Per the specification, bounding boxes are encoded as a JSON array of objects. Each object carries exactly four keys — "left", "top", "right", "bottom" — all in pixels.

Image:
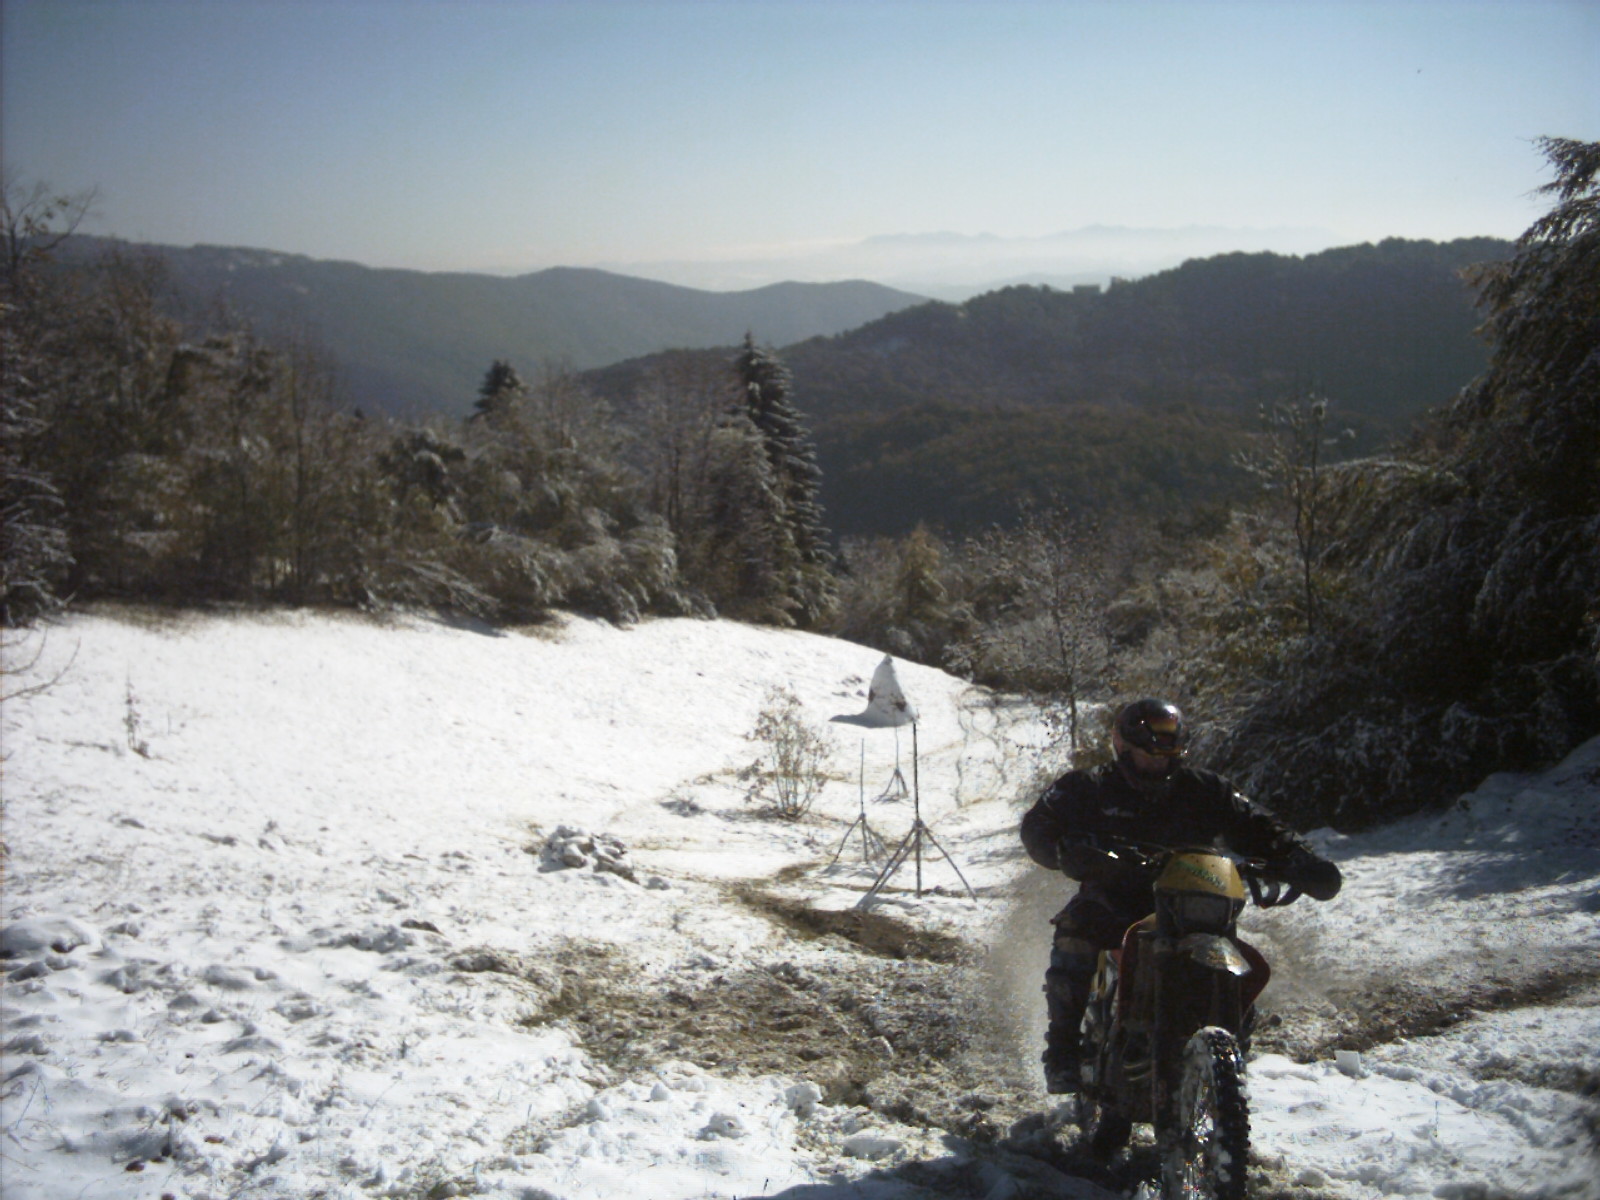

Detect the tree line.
[
  {"left": 781, "top": 235, "right": 1504, "bottom": 433},
  {"left": 581, "top": 235, "right": 1499, "bottom": 538},
  {"left": 1, "top": 181, "right": 832, "bottom": 630}
]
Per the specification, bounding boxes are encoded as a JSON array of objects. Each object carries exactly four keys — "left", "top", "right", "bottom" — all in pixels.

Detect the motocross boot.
[{"left": 1042, "top": 944, "right": 1098, "bottom": 1094}]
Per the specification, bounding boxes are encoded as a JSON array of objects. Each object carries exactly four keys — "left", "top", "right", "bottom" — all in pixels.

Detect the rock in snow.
[{"left": 541, "top": 824, "right": 638, "bottom": 881}]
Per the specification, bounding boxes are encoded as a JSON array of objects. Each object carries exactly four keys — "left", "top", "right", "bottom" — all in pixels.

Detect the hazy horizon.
[
  {"left": 5, "top": 1, "right": 1595, "bottom": 293},
  {"left": 61, "top": 219, "right": 1377, "bottom": 299}
]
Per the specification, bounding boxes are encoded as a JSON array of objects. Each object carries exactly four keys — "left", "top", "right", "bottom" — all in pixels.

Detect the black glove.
[
  {"left": 1273, "top": 849, "right": 1341, "bottom": 901},
  {"left": 1056, "top": 837, "right": 1159, "bottom": 886},
  {"left": 1055, "top": 836, "right": 1111, "bottom": 881}
]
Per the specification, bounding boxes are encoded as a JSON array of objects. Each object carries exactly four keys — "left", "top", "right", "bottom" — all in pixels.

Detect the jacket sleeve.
[
  {"left": 1020, "top": 777, "right": 1071, "bottom": 869},
  {"left": 1218, "top": 781, "right": 1342, "bottom": 901},
  {"left": 1216, "top": 782, "right": 1305, "bottom": 859},
  {"left": 1021, "top": 773, "right": 1155, "bottom": 890}
]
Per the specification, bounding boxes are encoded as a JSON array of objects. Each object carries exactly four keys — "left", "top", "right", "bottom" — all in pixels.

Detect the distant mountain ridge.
[
  {"left": 584, "top": 236, "right": 1512, "bottom": 536},
  {"left": 58, "top": 237, "right": 929, "bottom": 416},
  {"left": 600, "top": 223, "right": 1341, "bottom": 295},
  {"left": 783, "top": 237, "right": 1509, "bottom": 427}
]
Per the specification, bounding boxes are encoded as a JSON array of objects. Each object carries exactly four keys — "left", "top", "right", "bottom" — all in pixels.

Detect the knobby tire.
[{"left": 1163, "top": 1026, "right": 1249, "bottom": 1200}]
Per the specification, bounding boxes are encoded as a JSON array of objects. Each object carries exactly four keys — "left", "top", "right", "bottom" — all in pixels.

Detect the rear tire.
[{"left": 1162, "top": 1027, "right": 1249, "bottom": 1200}]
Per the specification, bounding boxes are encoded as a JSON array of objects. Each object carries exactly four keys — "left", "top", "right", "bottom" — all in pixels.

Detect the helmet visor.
[{"left": 1135, "top": 716, "right": 1186, "bottom": 757}]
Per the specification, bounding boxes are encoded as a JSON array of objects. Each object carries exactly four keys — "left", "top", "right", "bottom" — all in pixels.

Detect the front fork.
[
  {"left": 1152, "top": 933, "right": 1250, "bottom": 1136},
  {"left": 1080, "top": 952, "right": 1119, "bottom": 1093},
  {"left": 1082, "top": 932, "right": 1251, "bottom": 1129}
]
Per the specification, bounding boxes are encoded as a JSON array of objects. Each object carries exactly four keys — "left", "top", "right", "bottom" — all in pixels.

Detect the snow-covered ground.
[{"left": 2, "top": 608, "right": 1596, "bottom": 1200}]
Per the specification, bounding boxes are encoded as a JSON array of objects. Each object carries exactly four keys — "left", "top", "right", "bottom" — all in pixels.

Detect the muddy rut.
[{"left": 502, "top": 878, "right": 1599, "bottom": 1197}]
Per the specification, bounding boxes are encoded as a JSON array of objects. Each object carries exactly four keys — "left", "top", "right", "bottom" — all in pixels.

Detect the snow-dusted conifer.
[
  {"left": 1209, "top": 137, "right": 1600, "bottom": 828},
  {"left": 693, "top": 409, "right": 802, "bottom": 625},
  {"left": 471, "top": 359, "right": 527, "bottom": 424},
  {"left": 733, "top": 333, "right": 836, "bottom": 627}
]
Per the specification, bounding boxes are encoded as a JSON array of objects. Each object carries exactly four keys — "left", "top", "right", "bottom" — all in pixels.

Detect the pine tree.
[
  {"left": 893, "top": 524, "right": 949, "bottom": 633},
  {"left": 733, "top": 333, "right": 836, "bottom": 626},
  {"left": 471, "top": 359, "right": 526, "bottom": 424},
  {"left": 692, "top": 411, "right": 802, "bottom": 625},
  {"left": 1454, "top": 137, "right": 1599, "bottom": 525}
]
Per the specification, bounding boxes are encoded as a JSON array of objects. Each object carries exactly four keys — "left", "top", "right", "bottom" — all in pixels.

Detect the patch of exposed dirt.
[
  {"left": 520, "top": 946, "right": 1011, "bottom": 1113},
  {"left": 1255, "top": 963, "right": 1600, "bottom": 1070},
  {"left": 502, "top": 892, "right": 1051, "bottom": 1153},
  {"left": 497, "top": 892, "right": 1584, "bottom": 1200},
  {"left": 729, "top": 884, "right": 971, "bottom": 963}
]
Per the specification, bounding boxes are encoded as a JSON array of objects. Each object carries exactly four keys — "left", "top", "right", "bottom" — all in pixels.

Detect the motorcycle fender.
[{"left": 1175, "top": 933, "right": 1252, "bottom": 977}]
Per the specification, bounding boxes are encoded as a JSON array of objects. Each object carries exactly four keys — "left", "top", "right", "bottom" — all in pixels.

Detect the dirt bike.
[{"left": 1072, "top": 839, "right": 1301, "bottom": 1200}]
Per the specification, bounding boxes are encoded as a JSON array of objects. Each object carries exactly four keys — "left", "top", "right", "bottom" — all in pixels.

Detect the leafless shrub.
[{"left": 741, "top": 686, "right": 834, "bottom": 820}]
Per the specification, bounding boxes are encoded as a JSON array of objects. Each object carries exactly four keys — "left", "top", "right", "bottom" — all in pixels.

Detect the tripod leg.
[
  {"left": 856, "top": 826, "right": 917, "bottom": 909},
  {"left": 913, "top": 822, "right": 979, "bottom": 901},
  {"left": 830, "top": 814, "right": 867, "bottom": 865}
]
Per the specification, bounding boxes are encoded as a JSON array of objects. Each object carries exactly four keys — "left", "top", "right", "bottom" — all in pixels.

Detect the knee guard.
[{"left": 1044, "top": 936, "right": 1099, "bottom": 1042}]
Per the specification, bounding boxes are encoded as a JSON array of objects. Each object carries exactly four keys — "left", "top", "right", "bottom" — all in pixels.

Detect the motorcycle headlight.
[{"left": 1158, "top": 890, "right": 1243, "bottom": 935}]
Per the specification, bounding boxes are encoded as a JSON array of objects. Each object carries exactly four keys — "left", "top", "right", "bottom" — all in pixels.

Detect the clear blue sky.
[{"left": 4, "top": 0, "right": 1596, "bottom": 282}]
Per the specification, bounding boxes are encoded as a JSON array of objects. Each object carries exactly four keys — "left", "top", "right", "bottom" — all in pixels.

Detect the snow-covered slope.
[{"left": 3, "top": 608, "right": 1596, "bottom": 1200}]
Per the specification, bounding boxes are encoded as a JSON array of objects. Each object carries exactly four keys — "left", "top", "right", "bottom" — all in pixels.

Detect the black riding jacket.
[{"left": 1021, "top": 760, "right": 1338, "bottom": 913}]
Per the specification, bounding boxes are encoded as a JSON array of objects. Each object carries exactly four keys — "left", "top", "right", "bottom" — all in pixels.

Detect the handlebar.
[
  {"left": 1062, "top": 834, "right": 1305, "bottom": 908},
  {"left": 1245, "top": 873, "right": 1303, "bottom": 909}
]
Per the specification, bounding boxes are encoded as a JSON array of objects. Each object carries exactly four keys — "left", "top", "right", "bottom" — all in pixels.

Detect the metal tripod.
[
  {"left": 873, "top": 725, "right": 910, "bottom": 803},
  {"left": 830, "top": 742, "right": 890, "bottom": 865},
  {"left": 856, "top": 721, "right": 977, "bottom": 907}
]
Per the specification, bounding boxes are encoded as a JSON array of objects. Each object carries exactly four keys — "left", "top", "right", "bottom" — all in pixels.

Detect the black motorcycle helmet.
[{"left": 1112, "top": 698, "right": 1189, "bottom": 769}]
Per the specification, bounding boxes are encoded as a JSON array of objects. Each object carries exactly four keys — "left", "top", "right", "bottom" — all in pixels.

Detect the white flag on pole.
[{"left": 832, "top": 656, "right": 917, "bottom": 728}]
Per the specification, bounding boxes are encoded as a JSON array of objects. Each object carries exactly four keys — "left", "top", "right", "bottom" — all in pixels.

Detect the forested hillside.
[
  {"left": 587, "top": 237, "right": 1504, "bottom": 536},
  {"left": 815, "top": 401, "right": 1258, "bottom": 536},
  {"left": 818, "top": 143, "right": 1596, "bottom": 827},
  {"left": 47, "top": 238, "right": 929, "bottom": 417},
  {"left": 786, "top": 238, "right": 1504, "bottom": 428}
]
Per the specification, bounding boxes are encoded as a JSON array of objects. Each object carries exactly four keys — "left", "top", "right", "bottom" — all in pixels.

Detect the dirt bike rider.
[{"left": 1020, "top": 698, "right": 1342, "bottom": 1094}]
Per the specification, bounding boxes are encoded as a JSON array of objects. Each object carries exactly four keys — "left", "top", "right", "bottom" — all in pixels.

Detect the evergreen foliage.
[
  {"left": 452, "top": 365, "right": 689, "bottom": 623},
  {"left": 820, "top": 147, "right": 1591, "bottom": 831},
  {"left": 472, "top": 359, "right": 527, "bottom": 422},
  {"left": 731, "top": 334, "right": 837, "bottom": 626},
  {"left": 575, "top": 239, "right": 1498, "bottom": 540},
  {"left": 15, "top": 149, "right": 1588, "bottom": 841},
  {"left": 816, "top": 400, "right": 1259, "bottom": 536},
  {"left": 829, "top": 525, "right": 973, "bottom": 664},
  {"left": 1, "top": 202, "right": 705, "bottom": 628},
  {"left": 785, "top": 238, "right": 1502, "bottom": 431},
  {"left": 691, "top": 410, "right": 803, "bottom": 626},
  {"left": 1197, "top": 138, "right": 1600, "bottom": 827}
]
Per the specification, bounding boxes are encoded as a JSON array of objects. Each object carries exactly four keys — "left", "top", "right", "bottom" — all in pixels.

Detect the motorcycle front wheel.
[{"left": 1161, "top": 1026, "right": 1249, "bottom": 1200}]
